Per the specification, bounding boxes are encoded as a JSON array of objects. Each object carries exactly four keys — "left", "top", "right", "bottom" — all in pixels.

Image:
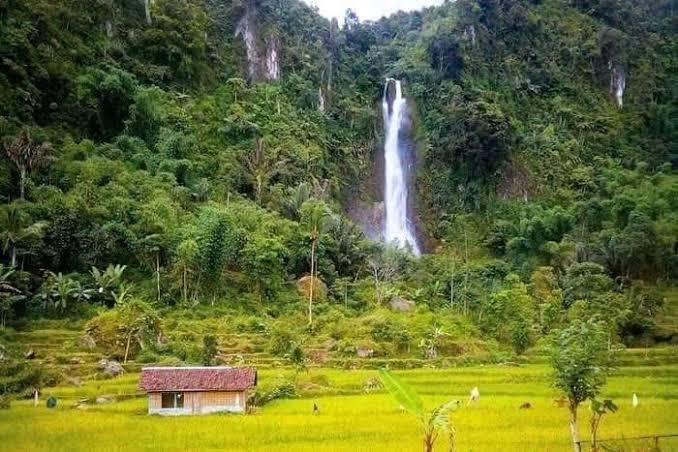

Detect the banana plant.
[
  {"left": 379, "top": 369, "right": 460, "bottom": 452},
  {"left": 590, "top": 398, "right": 618, "bottom": 451}
]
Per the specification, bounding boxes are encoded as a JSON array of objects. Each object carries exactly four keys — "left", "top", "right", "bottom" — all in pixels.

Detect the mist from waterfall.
[{"left": 383, "top": 79, "right": 421, "bottom": 255}]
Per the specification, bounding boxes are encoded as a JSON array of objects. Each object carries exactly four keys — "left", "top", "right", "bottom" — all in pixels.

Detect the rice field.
[{"left": 1, "top": 364, "right": 677, "bottom": 451}]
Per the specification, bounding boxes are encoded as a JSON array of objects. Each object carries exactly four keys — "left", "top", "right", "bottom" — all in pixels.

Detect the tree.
[
  {"left": 90, "top": 264, "right": 127, "bottom": 307},
  {"left": 242, "top": 138, "right": 288, "bottom": 205},
  {"left": 379, "top": 369, "right": 460, "bottom": 452},
  {"left": 118, "top": 299, "right": 162, "bottom": 363},
  {"left": 2, "top": 130, "right": 52, "bottom": 200},
  {"left": 300, "top": 201, "right": 335, "bottom": 326},
  {"left": 202, "top": 334, "right": 218, "bottom": 366},
  {"left": 0, "top": 265, "right": 22, "bottom": 329},
  {"left": 549, "top": 319, "right": 612, "bottom": 452},
  {"left": 0, "top": 202, "right": 47, "bottom": 268},
  {"left": 589, "top": 399, "right": 618, "bottom": 451},
  {"left": 39, "top": 272, "right": 93, "bottom": 313},
  {"left": 173, "top": 239, "right": 198, "bottom": 304}
]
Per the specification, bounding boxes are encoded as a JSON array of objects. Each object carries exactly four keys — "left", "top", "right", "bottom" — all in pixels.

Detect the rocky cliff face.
[{"left": 235, "top": 0, "right": 280, "bottom": 82}]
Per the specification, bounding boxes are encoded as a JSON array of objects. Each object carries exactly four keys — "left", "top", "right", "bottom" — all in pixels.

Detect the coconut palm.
[
  {"left": 242, "top": 138, "right": 288, "bottom": 205},
  {"left": 300, "top": 200, "right": 336, "bottom": 326},
  {"left": 379, "top": 369, "right": 460, "bottom": 452}
]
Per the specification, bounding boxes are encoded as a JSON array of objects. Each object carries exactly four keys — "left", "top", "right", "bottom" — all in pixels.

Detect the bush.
[
  {"left": 268, "top": 328, "right": 295, "bottom": 357},
  {"left": 248, "top": 381, "right": 298, "bottom": 409},
  {"left": 85, "top": 300, "right": 162, "bottom": 361},
  {"left": 0, "top": 395, "right": 11, "bottom": 409}
]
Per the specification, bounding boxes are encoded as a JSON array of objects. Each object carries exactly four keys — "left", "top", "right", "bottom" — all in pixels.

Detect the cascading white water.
[
  {"left": 383, "top": 79, "right": 420, "bottom": 255},
  {"left": 609, "top": 62, "right": 626, "bottom": 108}
]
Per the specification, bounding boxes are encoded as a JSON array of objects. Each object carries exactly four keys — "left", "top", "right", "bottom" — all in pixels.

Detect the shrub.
[
  {"left": 248, "top": 381, "right": 297, "bottom": 409},
  {"left": 0, "top": 395, "right": 11, "bottom": 409},
  {"left": 269, "top": 328, "right": 295, "bottom": 357}
]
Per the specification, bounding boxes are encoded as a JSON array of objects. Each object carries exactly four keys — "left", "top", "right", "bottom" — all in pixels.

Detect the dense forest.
[{"left": 0, "top": 0, "right": 676, "bottom": 391}]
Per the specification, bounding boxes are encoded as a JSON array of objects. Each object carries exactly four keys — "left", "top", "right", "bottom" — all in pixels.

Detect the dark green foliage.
[
  {"left": 0, "top": 0, "right": 673, "bottom": 362},
  {"left": 201, "top": 334, "right": 218, "bottom": 366}
]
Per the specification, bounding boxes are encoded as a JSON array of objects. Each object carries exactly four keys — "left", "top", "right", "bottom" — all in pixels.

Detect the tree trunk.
[
  {"left": 423, "top": 434, "right": 434, "bottom": 452},
  {"left": 19, "top": 167, "right": 26, "bottom": 200},
  {"left": 156, "top": 253, "right": 161, "bottom": 302},
  {"left": 124, "top": 332, "right": 132, "bottom": 364},
  {"left": 10, "top": 244, "right": 16, "bottom": 268},
  {"left": 308, "top": 240, "right": 316, "bottom": 325},
  {"left": 569, "top": 404, "right": 581, "bottom": 452},
  {"left": 182, "top": 267, "right": 187, "bottom": 303}
]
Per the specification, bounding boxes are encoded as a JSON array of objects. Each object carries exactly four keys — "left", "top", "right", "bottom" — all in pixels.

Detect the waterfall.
[
  {"left": 609, "top": 61, "right": 626, "bottom": 108},
  {"left": 383, "top": 79, "right": 420, "bottom": 255}
]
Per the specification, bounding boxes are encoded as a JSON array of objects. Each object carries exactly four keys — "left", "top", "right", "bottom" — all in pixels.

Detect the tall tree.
[
  {"left": 300, "top": 200, "right": 335, "bottom": 326},
  {"left": 2, "top": 130, "right": 52, "bottom": 200}
]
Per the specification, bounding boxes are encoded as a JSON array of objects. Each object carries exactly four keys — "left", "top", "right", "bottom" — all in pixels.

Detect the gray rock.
[
  {"left": 356, "top": 347, "right": 374, "bottom": 358},
  {"left": 98, "top": 359, "right": 124, "bottom": 378},
  {"left": 390, "top": 296, "right": 415, "bottom": 312},
  {"left": 78, "top": 334, "right": 96, "bottom": 350},
  {"left": 96, "top": 396, "right": 113, "bottom": 404}
]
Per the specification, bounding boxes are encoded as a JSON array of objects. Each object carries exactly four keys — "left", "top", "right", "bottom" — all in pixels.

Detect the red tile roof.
[{"left": 139, "top": 367, "right": 257, "bottom": 392}]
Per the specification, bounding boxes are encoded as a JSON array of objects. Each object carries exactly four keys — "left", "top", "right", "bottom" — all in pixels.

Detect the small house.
[{"left": 139, "top": 366, "right": 257, "bottom": 415}]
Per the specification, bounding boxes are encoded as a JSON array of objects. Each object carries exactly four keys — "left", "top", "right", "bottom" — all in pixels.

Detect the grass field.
[{"left": 1, "top": 364, "right": 677, "bottom": 451}]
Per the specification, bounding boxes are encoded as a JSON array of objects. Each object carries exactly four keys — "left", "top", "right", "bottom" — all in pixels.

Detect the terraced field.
[{"left": 3, "top": 324, "right": 677, "bottom": 451}]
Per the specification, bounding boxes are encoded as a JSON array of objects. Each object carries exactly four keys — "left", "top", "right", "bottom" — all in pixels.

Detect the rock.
[
  {"left": 98, "top": 359, "right": 124, "bottom": 378},
  {"left": 390, "top": 296, "right": 415, "bottom": 312},
  {"left": 70, "top": 357, "right": 85, "bottom": 365},
  {"left": 78, "top": 334, "right": 96, "bottom": 351},
  {"left": 96, "top": 396, "right": 113, "bottom": 404},
  {"left": 66, "top": 376, "right": 83, "bottom": 387},
  {"left": 24, "top": 349, "right": 36, "bottom": 359},
  {"left": 356, "top": 347, "right": 374, "bottom": 358}
]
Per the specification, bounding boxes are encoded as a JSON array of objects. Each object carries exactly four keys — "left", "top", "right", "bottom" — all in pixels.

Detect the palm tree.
[
  {"left": 0, "top": 202, "right": 47, "bottom": 268},
  {"left": 300, "top": 201, "right": 335, "bottom": 326},
  {"left": 2, "top": 129, "right": 52, "bottom": 200},
  {"left": 242, "top": 138, "right": 288, "bottom": 205},
  {"left": 0, "top": 264, "right": 22, "bottom": 329},
  {"left": 379, "top": 369, "right": 460, "bottom": 452}
]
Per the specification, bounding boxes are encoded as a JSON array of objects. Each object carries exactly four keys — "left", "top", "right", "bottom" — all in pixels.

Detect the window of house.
[{"left": 161, "top": 392, "right": 184, "bottom": 409}]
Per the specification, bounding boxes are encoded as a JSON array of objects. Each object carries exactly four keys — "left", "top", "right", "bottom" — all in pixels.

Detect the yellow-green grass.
[{"left": 1, "top": 365, "right": 677, "bottom": 451}]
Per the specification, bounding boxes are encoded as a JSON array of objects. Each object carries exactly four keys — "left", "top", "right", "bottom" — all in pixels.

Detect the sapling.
[
  {"left": 549, "top": 319, "right": 612, "bottom": 452},
  {"left": 589, "top": 399, "right": 618, "bottom": 451}
]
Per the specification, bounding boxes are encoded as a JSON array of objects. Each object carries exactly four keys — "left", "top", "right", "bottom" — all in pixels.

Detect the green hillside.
[{"left": 0, "top": 0, "right": 676, "bottom": 399}]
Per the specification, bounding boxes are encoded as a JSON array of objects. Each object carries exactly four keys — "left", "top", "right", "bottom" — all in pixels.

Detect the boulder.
[
  {"left": 66, "top": 376, "right": 84, "bottom": 387},
  {"left": 78, "top": 334, "right": 97, "bottom": 351},
  {"left": 390, "top": 296, "right": 415, "bottom": 312},
  {"left": 356, "top": 347, "right": 374, "bottom": 358},
  {"left": 98, "top": 359, "right": 124, "bottom": 378},
  {"left": 96, "top": 396, "right": 113, "bottom": 404}
]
